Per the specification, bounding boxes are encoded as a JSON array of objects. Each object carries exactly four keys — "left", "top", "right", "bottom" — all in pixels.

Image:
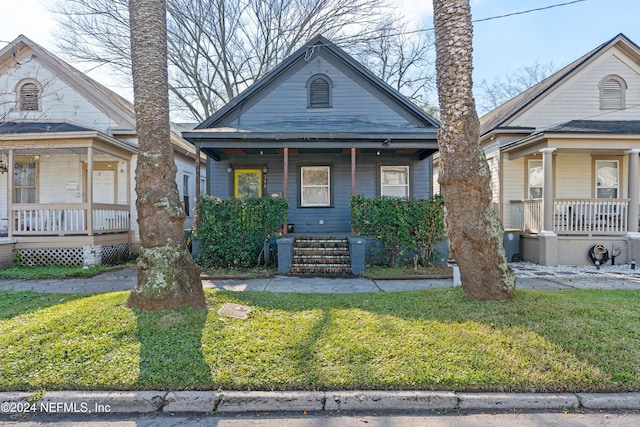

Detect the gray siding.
[
  {"left": 227, "top": 54, "right": 416, "bottom": 129},
  {"left": 208, "top": 152, "right": 432, "bottom": 234}
]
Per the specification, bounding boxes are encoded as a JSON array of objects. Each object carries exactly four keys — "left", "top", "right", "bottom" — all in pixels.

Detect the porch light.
[
  {"left": 227, "top": 166, "right": 233, "bottom": 173},
  {"left": 262, "top": 165, "right": 268, "bottom": 173}
]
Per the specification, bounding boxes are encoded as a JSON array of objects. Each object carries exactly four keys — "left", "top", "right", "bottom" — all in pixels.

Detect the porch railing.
[
  {"left": 510, "top": 199, "right": 630, "bottom": 234},
  {"left": 11, "top": 203, "right": 129, "bottom": 236}
]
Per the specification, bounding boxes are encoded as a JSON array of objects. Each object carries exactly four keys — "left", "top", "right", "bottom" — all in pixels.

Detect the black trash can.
[{"left": 503, "top": 229, "right": 520, "bottom": 262}]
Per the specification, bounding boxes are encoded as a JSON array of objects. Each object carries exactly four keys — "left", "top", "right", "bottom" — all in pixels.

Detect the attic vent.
[
  {"left": 20, "top": 82, "right": 40, "bottom": 111},
  {"left": 599, "top": 75, "right": 626, "bottom": 110},
  {"left": 307, "top": 74, "right": 332, "bottom": 108}
]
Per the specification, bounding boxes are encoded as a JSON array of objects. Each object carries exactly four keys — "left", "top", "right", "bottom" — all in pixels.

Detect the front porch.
[
  {"left": 498, "top": 144, "right": 640, "bottom": 265},
  {"left": 511, "top": 198, "right": 631, "bottom": 235},
  {"left": 0, "top": 128, "right": 136, "bottom": 266}
]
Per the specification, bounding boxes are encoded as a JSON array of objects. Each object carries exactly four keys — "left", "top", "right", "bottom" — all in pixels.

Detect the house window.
[
  {"left": 599, "top": 75, "right": 626, "bottom": 109},
  {"left": 14, "top": 157, "right": 38, "bottom": 203},
  {"left": 19, "top": 82, "right": 40, "bottom": 111},
  {"left": 234, "top": 169, "right": 262, "bottom": 199},
  {"left": 595, "top": 160, "right": 618, "bottom": 198},
  {"left": 301, "top": 166, "right": 330, "bottom": 206},
  {"left": 307, "top": 75, "right": 332, "bottom": 108},
  {"left": 183, "top": 174, "right": 190, "bottom": 216},
  {"left": 381, "top": 166, "right": 409, "bottom": 197},
  {"left": 528, "top": 159, "right": 543, "bottom": 199}
]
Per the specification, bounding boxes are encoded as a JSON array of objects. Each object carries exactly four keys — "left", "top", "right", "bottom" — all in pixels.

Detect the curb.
[{"left": 2, "top": 391, "right": 639, "bottom": 415}]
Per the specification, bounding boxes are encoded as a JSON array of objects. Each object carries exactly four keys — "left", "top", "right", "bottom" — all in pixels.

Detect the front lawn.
[{"left": 1, "top": 288, "right": 638, "bottom": 392}]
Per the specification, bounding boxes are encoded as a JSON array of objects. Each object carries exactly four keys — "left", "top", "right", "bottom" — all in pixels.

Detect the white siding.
[
  {"left": 512, "top": 46, "right": 640, "bottom": 130},
  {"left": 501, "top": 156, "right": 525, "bottom": 227},
  {"left": 0, "top": 55, "right": 127, "bottom": 132}
]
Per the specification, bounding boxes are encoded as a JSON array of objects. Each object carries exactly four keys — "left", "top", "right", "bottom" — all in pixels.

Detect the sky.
[{"left": 1, "top": 0, "right": 640, "bottom": 111}]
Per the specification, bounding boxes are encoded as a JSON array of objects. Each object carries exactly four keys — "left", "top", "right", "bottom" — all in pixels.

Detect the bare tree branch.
[{"left": 53, "top": 0, "right": 437, "bottom": 121}]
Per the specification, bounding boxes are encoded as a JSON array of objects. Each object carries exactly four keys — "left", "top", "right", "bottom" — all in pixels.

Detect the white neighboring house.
[
  {"left": 434, "top": 33, "right": 640, "bottom": 266},
  {"left": 0, "top": 35, "right": 206, "bottom": 268}
]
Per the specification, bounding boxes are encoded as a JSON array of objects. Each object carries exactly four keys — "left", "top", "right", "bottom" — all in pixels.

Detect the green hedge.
[
  {"left": 195, "top": 195, "right": 288, "bottom": 268},
  {"left": 350, "top": 194, "right": 446, "bottom": 266}
]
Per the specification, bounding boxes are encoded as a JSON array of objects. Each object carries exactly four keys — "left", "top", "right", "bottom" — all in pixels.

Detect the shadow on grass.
[
  {"left": 0, "top": 290, "right": 86, "bottom": 320},
  {"left": 220, "top": 288, "right": 640, "bottom": 391},
  {"left": 134, "top": 307, "right": 212, "bottom": 389}
]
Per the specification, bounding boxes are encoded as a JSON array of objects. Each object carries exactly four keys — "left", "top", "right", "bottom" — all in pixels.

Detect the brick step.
[{"left": 291, "top": 236, "right": 352, "bottom": 276}]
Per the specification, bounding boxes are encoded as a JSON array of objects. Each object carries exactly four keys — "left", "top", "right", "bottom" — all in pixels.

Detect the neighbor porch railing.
[
  {"left": 11, "top": 203, "right": 129, "bottom": 236},
  {"left": 510, "top": 199, "right": 630, "bottom": 234}
]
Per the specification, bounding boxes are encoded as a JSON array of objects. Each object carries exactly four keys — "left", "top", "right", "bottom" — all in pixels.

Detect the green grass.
[
  {"left": 0, "top": 288, "right": 638, "bottom": 392},
  {"left": 0, "top": 264, "right": 117, "bottom": 280}
]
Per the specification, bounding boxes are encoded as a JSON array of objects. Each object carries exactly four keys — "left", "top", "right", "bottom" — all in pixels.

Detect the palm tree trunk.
[
  {"left": 433, "top": 0, "right": 515, "bottom": 300},
  {"left": 125, "top": 0, "right": 205, "bottom": 310}
]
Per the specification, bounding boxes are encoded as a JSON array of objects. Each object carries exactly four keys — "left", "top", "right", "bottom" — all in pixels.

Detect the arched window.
[
  {"left": 307, "top": 75, "right": 332, "bottom": 108},
  {"left": 599, "top": 75, "right": 626, "bottom": 110},
  {"left": 18, "top": 81, "right": 41, "bottom": 111}
]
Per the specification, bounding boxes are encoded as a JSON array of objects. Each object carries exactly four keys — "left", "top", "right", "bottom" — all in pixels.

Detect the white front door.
[{"left": 93, "top": 170, "right": 115, "bottom": 203}]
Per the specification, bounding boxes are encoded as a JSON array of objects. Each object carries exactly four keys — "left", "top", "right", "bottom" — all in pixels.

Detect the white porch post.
[
  {"left": 87, "top": 147, "right": 94, "bottom": 236},
  {"left": 7, "top": 149, "right": 13, "bottom": 238},
  {"left": 626, "top": 149, "right": 640, "bottom": 235},
  {"left": 538, "top": 147, "right": 557, "bottom": 266},
  {"left": 539, "top": 147, "right": 556, "bottom": 235}
]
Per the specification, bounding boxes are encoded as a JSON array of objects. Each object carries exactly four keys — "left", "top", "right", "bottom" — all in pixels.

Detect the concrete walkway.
[{"left": 2, "top": 264, "right": 640, "bottom": 294}]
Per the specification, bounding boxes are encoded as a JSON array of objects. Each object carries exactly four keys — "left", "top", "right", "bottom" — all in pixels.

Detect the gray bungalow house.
[
  {"left": 183, "top": 35, "right": 439, "bottom": 274},
  {"left": 184, "top": 35, "right": 439, "bottom": 228}
]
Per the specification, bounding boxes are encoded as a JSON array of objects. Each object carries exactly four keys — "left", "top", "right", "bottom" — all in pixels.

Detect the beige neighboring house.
[
  {"left": 0, "top": 35, "right": 206, "bottom": 268},
  {"left": 437, "top": 33, "right": 640, "bottom": 266}
]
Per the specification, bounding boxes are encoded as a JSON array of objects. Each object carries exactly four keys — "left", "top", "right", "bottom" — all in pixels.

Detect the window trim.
[
  {"left": 599, "top": 75, "right": 626, "bottom": 110},
  {"left": 593, "top": 157, "right": 621, "bottom": 199},
  {"left": 13, "top": 155, "right": 39, "bottom": 204},
  {"left": 306, "top": 74, "right": 333, "bottom": 108},
  {"left": 300, "top": 165, "right": 332, "bottom": 207},
  {"left": 16, "top": 79, "right": 42, "bottom": 112},
  {"left": 527, "top": 159, "right": 543, "bottom": 199},
  {"left": 380, "top": 165, "right": 410, "bottom": 198}
]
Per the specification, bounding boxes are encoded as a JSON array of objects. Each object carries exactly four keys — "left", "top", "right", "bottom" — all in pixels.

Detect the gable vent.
[
  {"left": 600, "top": 76, "right": 625, "bottom": 110},
  {"left": 309, "top": 77, "right": 331, "bottom": 108}
]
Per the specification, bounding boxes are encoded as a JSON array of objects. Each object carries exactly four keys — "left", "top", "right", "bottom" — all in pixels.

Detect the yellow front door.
[{"left": 234, "top": 169, "right": 262, "bottom": 199}]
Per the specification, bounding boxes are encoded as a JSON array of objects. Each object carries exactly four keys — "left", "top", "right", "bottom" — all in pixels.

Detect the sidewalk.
[{"left": 2, "top": 262, "right": 640, "bottom": 294}]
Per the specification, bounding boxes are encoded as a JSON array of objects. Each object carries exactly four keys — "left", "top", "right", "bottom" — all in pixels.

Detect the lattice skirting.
[{"left": 17, "top": 244, "right": 130, "bottom": 267}]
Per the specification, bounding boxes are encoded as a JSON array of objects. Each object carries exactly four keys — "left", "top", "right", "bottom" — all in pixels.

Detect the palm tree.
[
  {"left": 432, "top": 0, "right": 515, "bottom": 300},
  {"left": 125, "top": 0, "right": 206, "bottom": 310}
]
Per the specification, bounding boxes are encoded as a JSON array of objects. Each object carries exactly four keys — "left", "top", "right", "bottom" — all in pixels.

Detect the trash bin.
[{"left": 503, "top": 229, "right": 520, "bottom": 262}]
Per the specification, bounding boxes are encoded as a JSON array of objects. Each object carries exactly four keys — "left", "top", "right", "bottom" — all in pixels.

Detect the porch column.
[
  {"left": 539, "top": 147, "right": 556, "bottom": 235},
  {"left": 626, "top": 149, "right": 640, "bottom": 235},
  {"left": 195, "top": 146, "right": 201, "bottom": 197},
  {"left": 351, "top": 147, "right": 356, "bottom": 234},
  {"left": 87, "top": 147, "right": 94, "bottom": 236},
  {"left": 351, "top": 147, "right": 356, "bottom": 196},
  {"left": 7, "top": 149, "right": 13, "bottom": 238},
  {"left": 283, "top": 147, "right": 289, "bottom": 236}
]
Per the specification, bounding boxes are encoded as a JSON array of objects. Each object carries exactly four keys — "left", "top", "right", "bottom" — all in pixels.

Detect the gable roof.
[
  {"left": 0, "top": 35, "right": 203, "bottom": 161},
  {"left": 195, "top": 35, "right": 439, "bottom": 130},
  {"left": 479, "top": 33, "right": 640, "bottom": 137}
]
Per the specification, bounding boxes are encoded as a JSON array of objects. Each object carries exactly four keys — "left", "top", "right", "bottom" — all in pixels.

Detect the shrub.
[
  {"left": 195, "top": 195, "right": 288, "bottom": 268},
  {"left": 351, "top": 195, "right": 446, "bottom": 266}
]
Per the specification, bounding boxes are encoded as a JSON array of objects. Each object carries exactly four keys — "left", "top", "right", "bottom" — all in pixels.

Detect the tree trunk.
[
  {"left": 432, "top": 0, "right": 515, "bottom": 300},
  {"left": 125, "top": 0, "right": 206, "bottom": 310}
]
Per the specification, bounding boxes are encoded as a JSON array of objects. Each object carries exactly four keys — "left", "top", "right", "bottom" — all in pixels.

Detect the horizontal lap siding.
[
  {"left": 233, "top": 55, "right": 412, "bottom": 127},
  {"left": 514, "top": 48, "right": 640, "bottom": 129},
  {"left": 208, "top": 152, "right": 432, "bottom": 234}
]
